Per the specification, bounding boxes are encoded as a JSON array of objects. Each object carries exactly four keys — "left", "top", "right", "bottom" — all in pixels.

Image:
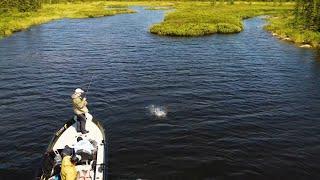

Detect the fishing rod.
[{"left": 85, "top": 75, "right": 95, "bottom": 98}]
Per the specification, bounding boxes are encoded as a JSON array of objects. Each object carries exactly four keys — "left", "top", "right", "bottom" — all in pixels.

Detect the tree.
[
  {"left": 0, "top": 0, "right": 42, "bottom": 12},
  {"left": 228, "top": 0, "right": 235, "bottom": 5},
  {"left": 294, "top": 0, "right": 320, "bottom": 31}
]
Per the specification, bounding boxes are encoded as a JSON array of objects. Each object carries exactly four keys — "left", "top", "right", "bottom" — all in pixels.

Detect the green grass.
[
  {"left": 0, "top": 2, "right": 136, "bottom": 39},
  {"left": 0, "top": 1, "right": 179, "bottom": 39},
  {"left": 265, "top": 15, "right": 320, "bottom": 48},
  {"left": 150, "top": 2, "right": 294, "bottom": 36},
  {"left": 145, "top": 6, "right": 173, "bottom": 10},
  {"left": 2, "top": 1, "right": 319, "bottom": 48}
]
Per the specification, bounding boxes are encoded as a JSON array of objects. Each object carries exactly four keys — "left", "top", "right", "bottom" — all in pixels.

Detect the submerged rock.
[
  {"left": 300, "top": 44, "right": 312, "bottom": 48},
  {"left": 283, "top": 37, "right": 292, "bottom": 41}
]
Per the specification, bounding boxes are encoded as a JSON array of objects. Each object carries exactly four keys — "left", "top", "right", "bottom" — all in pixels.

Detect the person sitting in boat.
[
  {"left": 72, "top": 88, "right": 89, "bottom": 134},
  {"left": 74, "top": 137, "right": 94, "bottom": 154},
  {"left": 61, "top": 155, "right": 78, "bottom": 180},
  {"left": 74, "top": 137, "right": 95, "bottom": 163}
]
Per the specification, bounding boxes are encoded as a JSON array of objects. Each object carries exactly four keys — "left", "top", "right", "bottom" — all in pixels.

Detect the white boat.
[{"left": 36, "top": 113, "right": 107, "bottom": 180}]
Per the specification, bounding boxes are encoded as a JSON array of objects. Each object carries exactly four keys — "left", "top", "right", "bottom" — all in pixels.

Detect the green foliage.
[
  {"left": 265, "top": 15, "right": 320, "bottom": 48},
  {"left": 145, "top": 6, "right": 173, "bottom": 10},
  {"left": 263, "top": 0, "right": 320, "bottom": 48},
  {"left": 294, "top": 0, "right": 320, "bottom": 31},
  {"left": 0, "top": 0, "right": 42, "bottom": 12},
  {"left": 227, "top": 0, "right": 235, "bottom": 5},
  {"left": 211, "top": 0, "right": 217, "bottom": 6},
  {"left": 150, "top": 2, "right": 293, "bottom": 36},
  {"left": 0, "top": 2, "right": 135, "bottom": 38},
  {"left": 150, "top": 22, "right": 218, "bottom": 36},
  {"left": 217, "top": 23, "right": 242, "bottom": 33}
]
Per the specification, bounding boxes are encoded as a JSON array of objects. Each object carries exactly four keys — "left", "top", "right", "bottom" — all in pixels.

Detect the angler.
[{"left": 71, "top": 88, "right": 89, "bottom": 134}]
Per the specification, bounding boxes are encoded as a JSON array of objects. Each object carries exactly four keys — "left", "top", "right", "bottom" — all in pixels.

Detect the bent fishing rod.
[{"left": 84, "top": 75, "right": 95, "bottom": 98}]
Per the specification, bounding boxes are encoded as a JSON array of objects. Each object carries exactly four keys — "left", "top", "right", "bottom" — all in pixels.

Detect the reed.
[
  {"left": 0, "top": 2, "right": 135, "bottom": 38},
  {"left": 145, "top": 6, "right": 173, "bottom": 10},
  {"left": 265, "top": 15, "right": 320, "bottom": 48},
  {"left": 3, "top": 0, "right": 315, "bottom": 48},
  {"left": 150, "top": 2, "right": 294, "bottom": 36}
]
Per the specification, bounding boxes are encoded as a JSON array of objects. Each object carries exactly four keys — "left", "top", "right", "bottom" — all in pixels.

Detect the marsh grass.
[
  {"left": 0, "top": 1, "right": 180, "bottom": 39},
  {"left": 0, "top": 2, "right": 136, "bottom": 38},
  {"left": 1, "top": 0, "right": 312, "bottom": 46},
  {"left": 150, "top": 2, "right": 294, "bottom": 36},
  {"left": 265, "top": 16, "right": 320, "bottom": 48},
  {"left": 145, "top": 6, "right": 173, "bottom": 10}
]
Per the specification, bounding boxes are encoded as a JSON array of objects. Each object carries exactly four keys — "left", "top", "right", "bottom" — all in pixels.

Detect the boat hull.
[{"left": 36, "top": 117, "right": 107, "bottom": 180}]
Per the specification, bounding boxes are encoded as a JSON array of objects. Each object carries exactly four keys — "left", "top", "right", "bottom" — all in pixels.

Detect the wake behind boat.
[{"left": 36, "top": 113, "right": 106, "bottom": 180}]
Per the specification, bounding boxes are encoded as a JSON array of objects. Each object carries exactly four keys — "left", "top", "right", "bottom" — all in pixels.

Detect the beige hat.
[{"left": 75, "top": 88, "right": 84, "bottom": 94}]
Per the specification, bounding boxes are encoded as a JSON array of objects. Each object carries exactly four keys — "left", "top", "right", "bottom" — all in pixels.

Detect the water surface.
[{"left": 1, "top": 7, "right": 320, "bottom": 179}]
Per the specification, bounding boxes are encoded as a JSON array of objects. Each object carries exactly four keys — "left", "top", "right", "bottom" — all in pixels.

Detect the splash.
[{"left": 148, "top": 105, "right": 167, "bottom": 118}]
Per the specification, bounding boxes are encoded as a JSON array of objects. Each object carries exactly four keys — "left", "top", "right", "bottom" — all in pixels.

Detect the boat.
[{"left": 36, "top": 113, "right": 107, "bottom": 180}]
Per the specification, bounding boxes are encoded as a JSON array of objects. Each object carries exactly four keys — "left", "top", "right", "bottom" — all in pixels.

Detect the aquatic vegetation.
[
  {"left": 105, "top": 4, "right": 129, "bottom": 8},
  {"left": 3, "top": 0, "right": 316, "bottom": 48},
  {"left": 265, "top": 15, "right": 320, "bottom": 48},
  {"left": 0, "top": 2, "right": 135, "bottom": 39},
  {"left": 145, "top": 6, "right": 173, "bottom": 10},
  {"left": 150, "top": 2, "right": 294, "bottom": 37},
  {"left": 0, "top": 1, "right": 180, "bottom": 39},
  {"left": 150, "top": 23, "right": 218, "bottom": 36}
]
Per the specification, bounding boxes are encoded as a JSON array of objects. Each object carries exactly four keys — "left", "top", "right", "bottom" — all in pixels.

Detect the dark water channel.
[{"left": 1, "top": 7, "right": 320, "bottom": 180}]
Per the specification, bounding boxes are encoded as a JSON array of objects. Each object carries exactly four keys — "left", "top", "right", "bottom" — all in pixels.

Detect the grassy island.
[
  {"left": 150, "top": 2, "right": 293, "bottom": 36},
  {"left": 0, "top": 1, "right": 319, "bottom": 48}
]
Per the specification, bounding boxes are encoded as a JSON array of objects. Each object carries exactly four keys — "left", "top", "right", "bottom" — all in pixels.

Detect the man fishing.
[{"left": 71, "top": 88, "right": 89, "bottom": 134}]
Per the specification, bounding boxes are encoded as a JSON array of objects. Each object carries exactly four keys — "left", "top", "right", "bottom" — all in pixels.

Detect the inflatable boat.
[{"left": 36, "top": 113, "right": 107, "bottom": 180}]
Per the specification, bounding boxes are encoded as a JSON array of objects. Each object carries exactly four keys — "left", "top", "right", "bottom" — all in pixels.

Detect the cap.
[{"left": 75, "top": 88, "right": 84, "bottom": 94}]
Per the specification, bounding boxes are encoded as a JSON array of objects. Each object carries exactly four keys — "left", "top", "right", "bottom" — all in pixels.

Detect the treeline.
[
  {"left": 0, "top": 0, "right": 96, "bottom": 12},
  {"left": 211, "top": 0, "right": 294, "bottom": 5},
  {"left": 0, "top": 0, "right": 42, "bottom": 12},
  {"left": 0, "top": 0, "right": 319, "bottom": 34},
  {"left": 0, "top": 0, "right": 295, "bottom": 12},
  {"left": 294, "top": 0, "right": 320, "bottom": 31}
]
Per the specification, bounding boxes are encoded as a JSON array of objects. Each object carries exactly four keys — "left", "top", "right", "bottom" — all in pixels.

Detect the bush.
[
  {"left": 0, "top": 0, "right": 41, "bottom": 12},
  {"left": 150, "top": 2, "right": 293, "bottom": 36}
]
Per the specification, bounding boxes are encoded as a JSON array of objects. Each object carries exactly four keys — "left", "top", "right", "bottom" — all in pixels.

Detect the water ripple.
[{"left": 0, "top": 7, "right": 320, "bottom": 180}]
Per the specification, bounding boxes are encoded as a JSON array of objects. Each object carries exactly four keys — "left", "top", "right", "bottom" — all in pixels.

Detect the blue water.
[{"left": 0, "top": 7, "right": 320, "bottom": 179}]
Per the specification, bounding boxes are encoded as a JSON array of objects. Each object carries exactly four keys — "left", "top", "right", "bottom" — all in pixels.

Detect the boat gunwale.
[
  {"left": 37, "top": 117, "right": 107, "bottom": 180},
  {"left": 47, "top": 118, "right": 106, "bottom": 151}
]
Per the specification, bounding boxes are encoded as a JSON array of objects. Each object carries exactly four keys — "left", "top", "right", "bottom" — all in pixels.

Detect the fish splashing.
[{"left": 149, "top": 105, "right": 167, "bottom": 118}]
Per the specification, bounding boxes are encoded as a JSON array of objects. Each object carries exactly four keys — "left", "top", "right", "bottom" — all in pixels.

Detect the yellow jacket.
[
  {"left": 61, "top": 156, "right": 77, "bottom": 180},
  {"left": 71, "top": 93, "right": 89, "bottom": 115}
]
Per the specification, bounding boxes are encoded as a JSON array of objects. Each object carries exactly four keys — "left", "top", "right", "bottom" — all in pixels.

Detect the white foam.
[{"left": 149, "top": 105, "right": 167, "bottom": 118}]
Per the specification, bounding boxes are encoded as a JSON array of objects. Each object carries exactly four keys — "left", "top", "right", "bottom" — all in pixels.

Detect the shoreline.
[
  {"left": 265, "top": 16, "right": 320, "bottom": 49},
  {"left": 0, "top": 2, "right": 137, "bottom": 39},
  {"left": 1, "top": 1, "right": 319, "bottom": 49},
  {"left": 0, "top": 1, "right": 176, "bottom": 39},
  {"left": 149, "top": 2, "right": 294, "bottom": 37}
]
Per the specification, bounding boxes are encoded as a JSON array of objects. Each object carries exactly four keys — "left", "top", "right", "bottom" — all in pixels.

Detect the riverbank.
[
  {"left": 0, "top": 2, "right": 136, "bottom": 39},
  {"left": 0, "top": 1, "right": 178, "bottom": 39},
  {"left": 265, "top": 16, "right": 320, "bottom": 48},
  {"left": 150, "top": 2, "right": 294, "bottom": 36},
  {"left": 1, "top": 1, "right": 319, "bottom": 49}
]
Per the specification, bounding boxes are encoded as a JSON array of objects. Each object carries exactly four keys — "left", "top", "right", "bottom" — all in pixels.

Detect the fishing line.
[{"left": 85, "top": 74, "right": 95, "bottom": 98}]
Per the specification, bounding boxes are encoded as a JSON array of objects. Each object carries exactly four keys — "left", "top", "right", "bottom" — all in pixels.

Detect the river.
[{"left": 0, "top": 7, "right": 320, "bottom": 179}]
